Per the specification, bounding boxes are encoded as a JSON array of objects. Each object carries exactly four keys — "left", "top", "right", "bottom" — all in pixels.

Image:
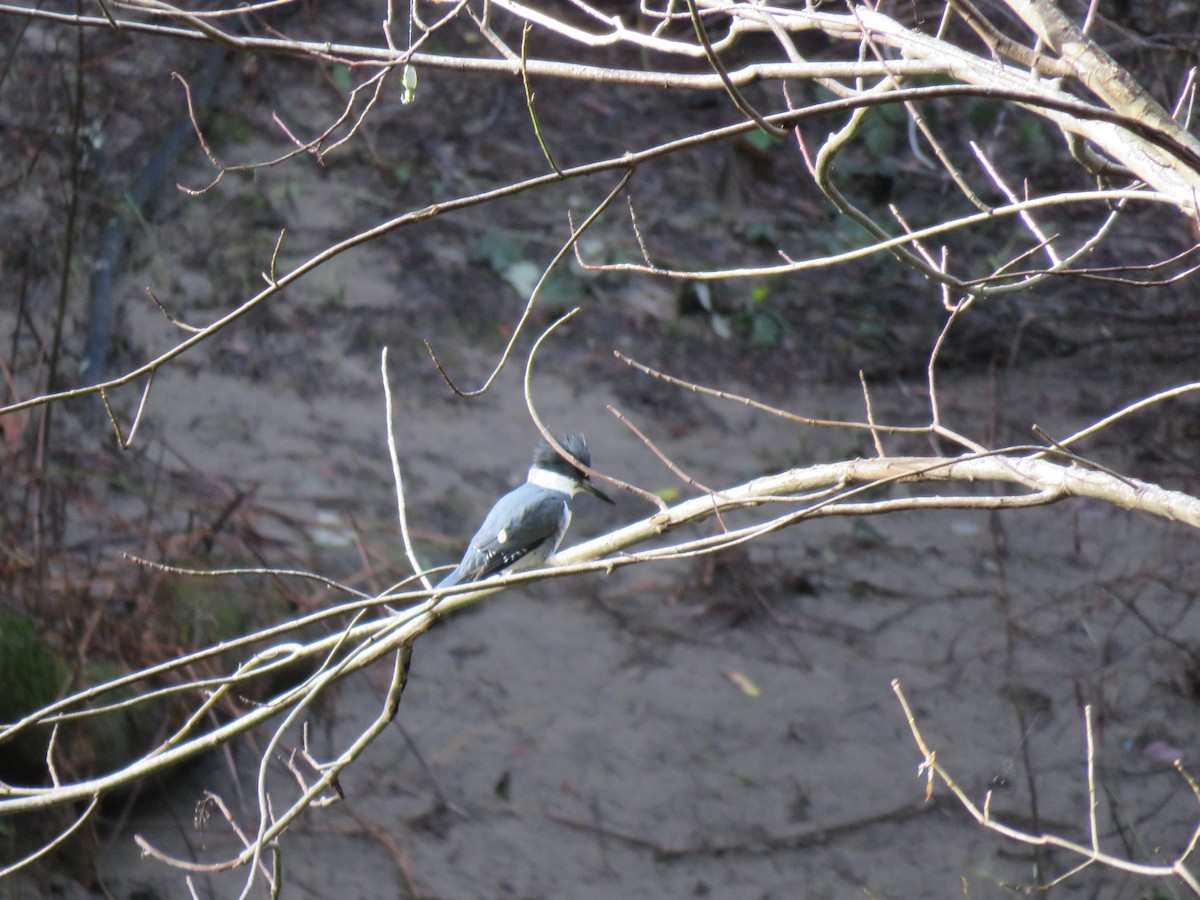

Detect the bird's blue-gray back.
[{"left": 437, "top": 484, "right": 570, "bottom": 587}]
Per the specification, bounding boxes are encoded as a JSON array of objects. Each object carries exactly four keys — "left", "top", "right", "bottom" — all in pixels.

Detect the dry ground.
[{"left": 4, "top": 4, "right": 1200, "bottom": 898}]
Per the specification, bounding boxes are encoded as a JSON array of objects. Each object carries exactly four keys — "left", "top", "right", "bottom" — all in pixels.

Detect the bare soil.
[{"left": 5, "top": 5, "right": 1200, "bottom": 899}]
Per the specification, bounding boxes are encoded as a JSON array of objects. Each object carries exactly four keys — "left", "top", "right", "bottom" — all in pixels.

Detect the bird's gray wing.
[{"left": 438, "top": 486, "right": 566, "bottom": 587}]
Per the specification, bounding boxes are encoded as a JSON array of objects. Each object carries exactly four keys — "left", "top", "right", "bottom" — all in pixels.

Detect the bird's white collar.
[{"left": 527, "top": 466, "right": 579, "bottom": 495}]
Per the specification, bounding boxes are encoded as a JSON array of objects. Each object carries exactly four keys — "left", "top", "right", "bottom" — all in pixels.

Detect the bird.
[{"left": 437, "top": 433, "right": 614, "bottom": 589}]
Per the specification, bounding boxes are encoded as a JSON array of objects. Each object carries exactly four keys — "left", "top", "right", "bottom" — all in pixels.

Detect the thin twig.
[
  {"left": 606, "top": 405, "right": 713, "bottom": 501},
  {"left": 614, "top": 350, "right": 932, "bottom": 436},
  {"left": 98, "top": 371, "right": 155, "bottom": 449},
  {"left": 858, "top": 371, "right": 885, "bottom": 458},
  {"left": 683, "top": 0, "right": 786, "bottom": 139},
  {"left": 892, "top": 680, "right": 1200, "bottom": 894},
  {"left": 0, "top": 795, "right": 100, "bottom": 879},
  {"left": 381, "top": 347, "right": 432, "bottom": 590},
  {"left": 520, "top": 22, "right": 562, "bottom": 174},
  {"left": 971, "top": 141, "right": 1061, "bottom": 267},
  {"left": 426, "top": 167, "right": 633, "bottom": 397}
]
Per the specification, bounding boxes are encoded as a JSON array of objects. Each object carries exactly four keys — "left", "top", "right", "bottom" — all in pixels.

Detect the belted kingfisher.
[{"left": 437, "top": 433, "right": 614, "bottom": 589}]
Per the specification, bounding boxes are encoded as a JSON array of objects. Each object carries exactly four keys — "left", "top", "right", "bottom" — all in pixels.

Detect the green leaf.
[
  {"left": 750, "top": 311, "right": 784, "bottom": 346},
  {"left": 863, "top": 117, "right": 897, "bottom": 157},
  {"left": 742, "top": 220, "right": 777, "bottom": 246},
  {"left": 330, "top": 64, "right": 353, "bottom": 93},
  {"left": 502, "top": 260, "right": 542, "bottom": 298},
  {"left": 537, "top": 269, "right": 586, "bottom": 310},
  {"left": 401, "top": 65, "right": 418, "bottom": 104},
  {"left": 852, "top": 519, "right": 886, "bottom": 547},
  {"left": 469, "top": 233, "right": 523, "bottom": 270},
  {"left": 744, "top": 130, "right": 779, "bottom": 152},
  {"left": 710, "top": 312, "right": 732, "bottom": 339}
]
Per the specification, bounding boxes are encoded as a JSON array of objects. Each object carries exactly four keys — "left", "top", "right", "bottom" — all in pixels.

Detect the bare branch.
[{"left": 893, "top": 680, "right": 1200, "bottom": 893}]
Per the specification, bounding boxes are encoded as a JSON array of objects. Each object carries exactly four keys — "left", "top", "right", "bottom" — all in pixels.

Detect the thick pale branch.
[
  {"left": 1005, "top": 0, "right": 1200, "bottom": 150},
  {"left": 5, "top": 0, "right": 1197, "bottom": 221},
  {"left": 1, "top": 448, "right": 1197, "bottom": 817},
  {"left": 0, "top": 4, "right": 941, "bottom": 86},
  {"left": 557, "top": 454, "right": 1200, "bottom": 571},
  {"left": 584, "top": 188, "right": 1165, "bottom": 282},
  {"left": 857, "top": 5, "right": 1200, "bottom": 213}
]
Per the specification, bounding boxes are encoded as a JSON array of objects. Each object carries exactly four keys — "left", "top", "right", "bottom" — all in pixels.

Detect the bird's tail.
[{"left": 436, "top": 567, "right": 464, "bottom": 589}]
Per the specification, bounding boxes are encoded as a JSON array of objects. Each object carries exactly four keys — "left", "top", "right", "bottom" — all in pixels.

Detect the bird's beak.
[{"left": 581, "top": 478, "right": 615, "bottom": 504}]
